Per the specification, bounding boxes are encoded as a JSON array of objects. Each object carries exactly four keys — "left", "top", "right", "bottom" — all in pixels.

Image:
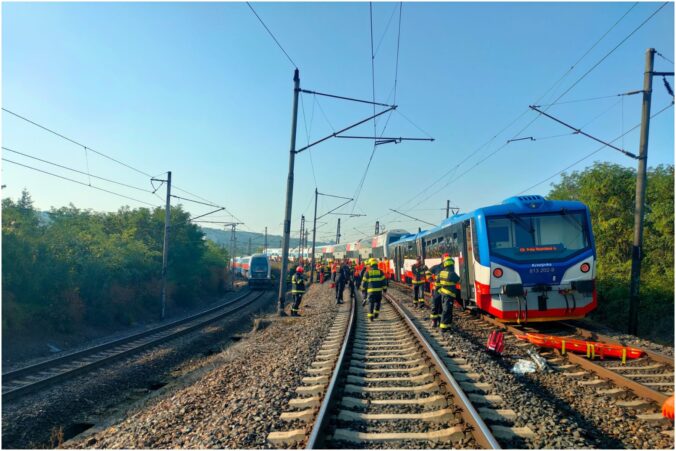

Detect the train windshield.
[
  {"left": 486, "top": 211, "right": 590, "bottom": 262},
  {"left": 250, "top": 257, "right": 268, "bottom": 272}
]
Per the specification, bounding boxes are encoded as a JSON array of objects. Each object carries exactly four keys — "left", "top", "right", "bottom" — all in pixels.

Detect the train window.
[{"left": 471, "top": 219, "right": 482, "bottom": 265}]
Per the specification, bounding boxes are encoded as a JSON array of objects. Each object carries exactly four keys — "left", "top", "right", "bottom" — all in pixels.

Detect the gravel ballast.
[
  {"left": 388, "top": 286, "right": 674, "bottom": 450},
  {"left": 2, "top": 290, "right": 274, "bottom": 449},
  {"left": 66, "top": 282, "right": 339, "bottom": 449}
]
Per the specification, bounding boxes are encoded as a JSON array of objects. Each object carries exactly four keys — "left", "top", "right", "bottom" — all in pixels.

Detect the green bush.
[
  {"left": 548, "top": 163, "right": 674, "bottom": 343},
  {"left": 2, "top": 190, "right": 229, "bottom": 338}
]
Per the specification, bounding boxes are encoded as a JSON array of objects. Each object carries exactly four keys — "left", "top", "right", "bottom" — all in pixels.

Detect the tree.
[{"left": 548, "top": 162, "right": 674, "bottom": 342}]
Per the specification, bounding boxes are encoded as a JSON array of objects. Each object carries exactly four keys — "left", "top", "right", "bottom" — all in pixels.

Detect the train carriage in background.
[
  {"left": 388, "top": 195, "right": 597, "bottom": 323},
  {"left": 246, "top": 253, "right": 273, "bottom": 289},
  {"left": 333, "top": 243, "right": 347, "bottom": 260},
  {"left": 239, "top": 256, "right": 251, "bottom": 279},
  {"left": 355, "top": 230, "right": 409, "bottom": 261}
]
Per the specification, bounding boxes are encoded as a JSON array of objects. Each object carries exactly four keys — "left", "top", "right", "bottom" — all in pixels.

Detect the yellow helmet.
[
  {"left": 443, "top": 257, "right": 454, "bottom": 267},
  {"left": 369, "top": 258, "right": 378, "bottom": 266}
]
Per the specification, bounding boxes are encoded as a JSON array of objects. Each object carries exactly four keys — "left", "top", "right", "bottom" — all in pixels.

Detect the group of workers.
[{"left": 287, "top": 253, "right": 460, "bottom": 331}]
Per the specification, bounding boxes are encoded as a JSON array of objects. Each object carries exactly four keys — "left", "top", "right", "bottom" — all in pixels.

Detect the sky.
[{"left": 2, "top": 1, "right": 674, "bottom": 244}]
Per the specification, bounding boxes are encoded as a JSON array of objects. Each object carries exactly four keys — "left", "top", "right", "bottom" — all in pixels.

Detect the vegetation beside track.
[
  {"left": 548, "top": 162, "right": 674, "bottom": 344},
  {"left": 2, "top": 190, "right": 230, "bottom": 342}
]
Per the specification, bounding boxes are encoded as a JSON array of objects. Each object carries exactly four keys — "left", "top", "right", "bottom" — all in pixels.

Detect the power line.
[
  {"left": 2, "top": 146, "right": 153, "bottom": 193},
  {"left": 517, "top": 101, "right": 674, "bottom": 194},
  {"left": 3, "top": 158, "right": 159, "bottom": 207},
  {"left": 395, "top": 2, "right": 644, "bottom": 212},
  {"left": 300, "top": 93, "right": 318, "bottom": 188},
  {"left": 245, "top": 2, "right": 298, "bottom": 69},
  {"left": 373, "top": 3, "right": 399, "bottom": 57},
  {"left": 2, "top": 108, "right": 153, "bottom": 178},
  {"left": 655, "top": 50, "right": 674, "bottom": 65}
]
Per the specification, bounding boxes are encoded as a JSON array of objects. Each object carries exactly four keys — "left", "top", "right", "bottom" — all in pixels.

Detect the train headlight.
[
  {"left": 493, "top": 268, "right": 503, "bottom": 278},
  {"left": 580, "top": 263, "right": 590, "bottom": 273}
]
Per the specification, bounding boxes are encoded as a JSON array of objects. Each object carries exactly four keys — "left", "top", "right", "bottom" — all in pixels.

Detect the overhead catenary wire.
[
  {"left": 2, "top": 146, "right": 154, "bottom": 193},
  {"left": 2, "top": 108, "right": 153, "bottom": 178},
  {"left": 245, "top": 2, "right": 298, "bottom": 69},
  {"left": 3, "top": 158, "right": 159, "bottom": 207},
  {"left": 517, "top": 101, "right": 674, "bottom": 194},
  {"left": 396, "top": 1, "right": 647, "bottom": 212}
]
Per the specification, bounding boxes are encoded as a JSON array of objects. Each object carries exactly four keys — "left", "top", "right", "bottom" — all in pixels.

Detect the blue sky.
[{"left": 2, "top": 1, "right": 673, "bottom": 243}]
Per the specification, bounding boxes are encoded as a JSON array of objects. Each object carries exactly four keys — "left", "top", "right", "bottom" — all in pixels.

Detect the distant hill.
[{"left": 201, "top": 227, "right": 331, "bottom": 256}]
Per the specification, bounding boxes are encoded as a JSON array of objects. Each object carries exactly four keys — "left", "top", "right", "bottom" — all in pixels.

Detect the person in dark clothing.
[
  {"left": 359, "top": 262, "right": 370, "bottom": 306},
  {"left": 437, "top": 257, "right": 461, "bottom": 331},
  {"left": 335, "top": 260, "right": 351, "bottom": 304},
  {"left": 290, "top": 266, "right": 306, "bottom": 317},
  {"left": 411, "top": 256, "right": 428, "bottom": 308}
]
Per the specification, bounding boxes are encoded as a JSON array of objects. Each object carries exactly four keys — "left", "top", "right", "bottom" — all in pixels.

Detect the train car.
[
  {"left": 333, "top": 243, "right": 347, "bottom": 260},
  {"left": 240, "top": 256, "right": 251, "bottom": 279},
  {"left": 246, "top": 253, "right": 273, "bottom": 289},
  {"left": 232, "top": 257, "right": 242, "bottom": 276},
  {"left": 388, "top": 195, "right": 596, "bottom": 323},
  {"left": 355, "top": 230, "right": 409, "bottom": 261},
  {"left": 345, "top": 241, "right": 360, "bottom": 262}
]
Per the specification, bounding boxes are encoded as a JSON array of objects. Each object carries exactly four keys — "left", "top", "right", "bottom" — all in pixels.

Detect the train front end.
[
  {"left": 476, "top": 196, "right": 596, "bottom": 322},
  {"left": 248, "top": 254, "right": 272, "bottom": 289}
]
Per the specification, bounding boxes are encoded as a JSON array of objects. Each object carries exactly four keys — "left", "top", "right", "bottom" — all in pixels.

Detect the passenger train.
[
  {"left": 232, "top": 254, "right": 272, "bottom": 289},
  {"left": 317, "top": 195, "right": 597, "bottom": 323}
]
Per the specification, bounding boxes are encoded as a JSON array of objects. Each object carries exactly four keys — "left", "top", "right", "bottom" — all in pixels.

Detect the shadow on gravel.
[{"left": 450, "top": 324, "right": 626, "bottom": 449}]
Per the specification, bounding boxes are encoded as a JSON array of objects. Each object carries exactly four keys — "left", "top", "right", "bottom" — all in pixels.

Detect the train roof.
[{"left": 392, "top": 196, "right": 590, "bottom": 243}]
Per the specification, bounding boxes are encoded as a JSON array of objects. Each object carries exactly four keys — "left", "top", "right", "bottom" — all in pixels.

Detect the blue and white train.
[{"left": 387, "top": 195, "right": 596, "bottom": 323}]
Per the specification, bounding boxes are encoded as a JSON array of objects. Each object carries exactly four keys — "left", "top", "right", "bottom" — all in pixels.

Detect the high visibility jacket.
[
  {"left": 425, "top": 269, "right": 434, "bottom": 283},
  {"left": 361, "top": 268, "right": 386, "bottom": 293},
  {"left": 331, "top": 263, "right": 338, "bottom": 273},
  {"left": 412, "top": 263, "right": 428, "bottom": 284},
  {"left": 437, "top": 269, "right": 460, "bottom": 297},
  {"left": 291, "top": 273, "right": 306, "bottom": 294},
  {"left": 286, "top": 268, "right": 295, "bottom": 282},
  {"left": 354, "top": 263, "right": 364, "bottom": 277},
  {"left": 324, "top": 265, "right": 331, "bottom": 274}
]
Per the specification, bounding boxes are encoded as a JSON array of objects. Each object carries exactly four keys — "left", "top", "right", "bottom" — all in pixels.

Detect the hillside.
[{"left": 201, "top": 227, "right": 330, "bottom": 256}]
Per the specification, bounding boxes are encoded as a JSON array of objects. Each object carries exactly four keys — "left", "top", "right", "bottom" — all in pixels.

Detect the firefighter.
[
  {"left": 290, "top": 266, "right": 306, "bottom": 317},
  {"left": 347, "top": 259, "right": 357, "bottom": 300},
  {"left": 411, "top": 256, "right": 428, "bottom": 308},
  {"left": 361, "top": 258, "right": 386, "bottom": 321},
  {"left": 323, "top": 261, "right": 331, "bottom": 283},
  {"left": 437, "top": 256, "right": 461, "bottom": 332},
  {"left": 331, "top": 260, "right": 338, "bottom": 282},
  {"left": 354, "top": 259, "right": 364, "bottom": 288},
  {"left": 286, "top": 265, "right": 296, "bottom": 289},
  {"left": 335, "top": 259, "right": 351, "bottom": 304},
  {"left": 316, "top": 261, "right": 323, "bottom": 283}
]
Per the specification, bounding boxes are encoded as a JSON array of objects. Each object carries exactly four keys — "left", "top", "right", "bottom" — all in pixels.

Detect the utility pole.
[
  {"left": 628, "top": 48, "right": 655, "bottom": 335},
  {"left": 336, "top": 218, "right": 341, "bottom": 244},
  {"left": 299, "top": 215, "right": 305, "bottom": 263},
  {"left": 375, "top": 221, "right": 380, "bottom": 235},
  {"left": 311, "top": 188, "right": 319, "bottom": 282},
  {"left": 230, "top": 223, "right": 237, "bottom": 290},
  {"left": 278, "top": 68, "right": 301, "bottom": 316},
  {"left": 152, "top": 171, "right": 172, "bottom": 320},
  {"left": 446, "top": 200, "right": 450, "bottom": 219},
  {"left": 264, "top": 226, "right": 268, "bottom": 254}
]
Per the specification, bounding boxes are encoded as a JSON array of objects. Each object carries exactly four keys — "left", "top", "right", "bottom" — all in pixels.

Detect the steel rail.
[
  {"left": 305, "top": 294, "right": 356, "bottom": 449},
  {"left": 3, "top": 289, "right": 253, "bottom": 382},
  {"left": 384, "top": 292, "right": 501, "bottom": 449},
  {"left": 480, "top": 314, "right": 671, "bottom": 405},
  {"left": 3, "top": 290, "right": 266, "bottom": 401}
]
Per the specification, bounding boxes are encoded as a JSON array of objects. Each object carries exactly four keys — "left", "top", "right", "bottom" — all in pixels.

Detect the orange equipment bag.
[
  {"left": 663, "top": 395, "right": 674, "bottom": 420},
  {"left": 486, "top": 331, "right": 505, "bottom": 355}
]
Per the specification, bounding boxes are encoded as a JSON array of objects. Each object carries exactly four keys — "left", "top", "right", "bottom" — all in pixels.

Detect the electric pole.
[
  {"left": 230, "top": 223, "right": 237, "bottom": 290},
  {"left": 336, "top": 218, "right": 341, "bottom": 244},
  {"left": 264, "top": 226, "right": 268, "bottom": 254},
  {"left": 152, "top": 171, "right": 171, "bottom": 320},
  {"left": 278, "top": 68, "right": 300, "bottom": 316},
  {"left": 446, "top": 200, "right": 450, "bottom": 219},
  {"left": 311, "top": 188, "right": 319, "bottom": 282},
  {"left": 299, "top": 215, "right": 305, "bottom": 262},
  {"left": 628, "top": 48, "right": 655, "bottom": 335}
]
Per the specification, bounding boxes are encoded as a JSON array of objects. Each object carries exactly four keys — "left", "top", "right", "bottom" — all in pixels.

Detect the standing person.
[
  {"left": 359, "top": 259, "right": 370, "bottom": 306},
  {"left": 335, "top": 259, "right": 351, "bottom": 304},
  {"left": 316, "top": 260, "right": 323, "bottom": 283},
  {"left": 411, "top": 256, "right": 428, "bottom": 308},
  {"left": 323, "top": 261, "right": 331, "bottom": 284},
  {"left": 437, "top": 256, "right": 461, "bottom": 332},
  {"left": 360, "top": 258, "right": 386, "bottom": 321},
  {"left": 331, "top": 260, "right": 338, "bottom": 283},
  {"left": 290, "top": 266, "right": 306, "bottom": 317},
  {"left": 347, "top": 259, "right": 357, "bottom": 300}
]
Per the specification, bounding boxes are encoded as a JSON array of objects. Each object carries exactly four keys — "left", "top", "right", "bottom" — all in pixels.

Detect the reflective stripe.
[
  {"left": 374, "top": 310, "right": 380, "bottom": 313},
  {"left": 367, "top": 288, "right": 384, "bottom": 293},
  {"left": 439, "top": 323, "right": 450, "bottom": 329},
  {"left": 367, "top": 313, "right": 374, "bottom": 318},
  {"left": 430, "top": 314, "right": 440, "bottom": 319},
  {"left": 290, "top": 290, "right": 305, "bottom": 294}
]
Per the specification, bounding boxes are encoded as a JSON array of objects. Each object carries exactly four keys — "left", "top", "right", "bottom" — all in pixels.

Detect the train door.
[
  {"left": 465, "top": 220, "right": 477, "bottom": 302},
  {"left": 395, "top": 246, "right": 403, "bottom": 281},
  {"left": 458, "top": 221, "right": 472, "bottom": 302}
]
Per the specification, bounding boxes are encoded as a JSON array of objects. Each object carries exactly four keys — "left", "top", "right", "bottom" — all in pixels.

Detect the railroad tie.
[
  {"left": 636, "top": 413, "right": 670, "bottom": 423},
  {"left": 615, "top": 399, "right": 652, "bottom": 409},
  {"left": 478, "top": 408, "right": 518, "bottom": 423},
  {"left": 596, "top": 388, "right": 626, "bottom": 397},
  {"left": 490, "top": 425, "right": 537, "bottom": 440},
  {"left": 337, "top": 408, "right": 455, "bottom": 423},
  {"left": 331, "top": 426, "right": 465, "bottom": 443}
]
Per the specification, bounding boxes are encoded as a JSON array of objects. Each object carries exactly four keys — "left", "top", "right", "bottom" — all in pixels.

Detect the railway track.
[
  {"left": 2, "top": 289, "right": 267, "bottom": 401},
  {"left": 268, "top": 291, "right": 502, "bottom": 449}
]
